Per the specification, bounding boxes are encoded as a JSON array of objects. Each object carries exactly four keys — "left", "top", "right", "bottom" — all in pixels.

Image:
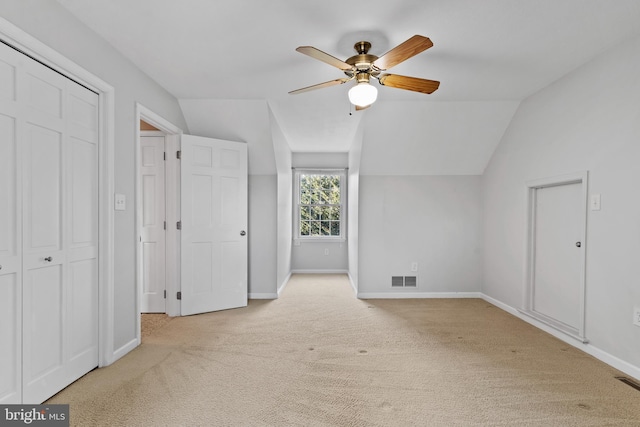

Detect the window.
[{"left": 294, "top": 169, "right": 346, "bottom": 240}]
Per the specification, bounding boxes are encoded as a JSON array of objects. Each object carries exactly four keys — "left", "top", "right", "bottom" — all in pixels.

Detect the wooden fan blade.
[
  {"left": 378, "top": 74, "right": 440, "bottom": 94},
  {"left": 296, "top": 46, "right": 353, "bottom": 71},
  {"left": 355, "top": 104, "right": 371, "bottom": 111},
  {"left": 289, "top": 77, "right": 352, "bottom": 95},
  {"left": 373, "top": 35, "right": 433, "bottom": 71}
]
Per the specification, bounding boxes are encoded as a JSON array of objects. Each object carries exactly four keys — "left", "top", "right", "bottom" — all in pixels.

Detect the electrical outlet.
[
  {"left": 324, "top": 248, "right": 329, "bottom": 256},
  {"left": 411, "top": 262, "right": 418, "bottom": 272},
  {"left": 634, "top": 307, "right": 640, "bottom": 327}
]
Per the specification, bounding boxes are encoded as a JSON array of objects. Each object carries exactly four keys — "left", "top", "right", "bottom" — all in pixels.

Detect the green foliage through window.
[{"left": 298, "top": 173, "right": 343, "bottom": 237}]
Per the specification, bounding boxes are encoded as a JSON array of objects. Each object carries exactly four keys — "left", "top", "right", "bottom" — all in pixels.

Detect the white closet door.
[
  {"left": 533, "top": 182, "right": 583, "bottom": 330},
  {"left": 0, "top": 44, "right": 22, "bottom": 404},
  {"left": 19, "top": 48, "right": 99, "bottom": 404}
]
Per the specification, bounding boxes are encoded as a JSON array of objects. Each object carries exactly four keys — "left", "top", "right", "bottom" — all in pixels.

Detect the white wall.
[
  {"left": 359, "top": 101, "right": 519, "bottom": 175},
  {"left": 0, "top": 0, "right": 188, "bottom": 358},
  {"left": 248, "top": 175, "right": 277, "bottom": 297},
  {"left": 269, "top": 106, "right": 293, "bottom": 292},
  {"left": 291, "top": 152, "right": 349, "bottom": 272},
  {"left": 348, "top": 121, "right": 365, "bottom": 291},
  {"left": 482, "top": 34, "right": 640, "bottom": 375},
  {"left": 358, "top": 175, "right": 483, "bottom": 296}
]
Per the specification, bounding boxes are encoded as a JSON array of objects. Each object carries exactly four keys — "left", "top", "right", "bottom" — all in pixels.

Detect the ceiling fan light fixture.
[{"left": 348, "top": 82, "right": 377, "bottom": 107}]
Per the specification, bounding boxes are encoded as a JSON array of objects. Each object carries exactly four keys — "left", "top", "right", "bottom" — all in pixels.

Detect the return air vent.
[
  {"left": 391, "top": 276, "right": 404, "bottom": 287},
  {"left": 391, "top": 276, "right": 418, "bottom": 288}
]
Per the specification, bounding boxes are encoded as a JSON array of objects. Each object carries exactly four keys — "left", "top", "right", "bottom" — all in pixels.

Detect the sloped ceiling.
[{"left": 58, "top": 0, "right": 640, "bottom": 174}]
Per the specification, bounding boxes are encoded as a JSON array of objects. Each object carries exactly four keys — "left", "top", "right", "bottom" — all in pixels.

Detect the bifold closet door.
[
  {"left": 0, "top": 41, "right": 99, "bottom": 404},
  {"left": 0, "top": 43, "right": 23, "bottom": 404}
]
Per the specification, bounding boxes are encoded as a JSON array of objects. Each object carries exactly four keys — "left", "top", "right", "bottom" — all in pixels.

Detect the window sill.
[{"left": 294, "top": 237, "right": 346, "bottom": 243}]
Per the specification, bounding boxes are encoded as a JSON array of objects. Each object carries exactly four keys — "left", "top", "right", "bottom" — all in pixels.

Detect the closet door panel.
[
  {"left": 24, "top": 124, "right": 63, "bottom": 252},
  {"left": 24, "top": 265, "right": 64, "bottom": 378},
  {"left": 22, "top": 119, "right": 66, "bottom": 404},
  {"left": 0, "top": 45, "right": 21, "bottom": 404},
  {"left": 65, "top": 82, "right": 99, "bottom": 377},
  {"left": 0, "top": 272, "right": 20, "bottom": 404},
  {"left": 21, "top": 60, "right": 69, "bottom": 404}
]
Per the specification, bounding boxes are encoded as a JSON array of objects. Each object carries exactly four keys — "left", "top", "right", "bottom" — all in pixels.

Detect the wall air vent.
[
  {"left": 392, "top": 276, "right": 418, "bottom": 287},
  {"left": 392, "top": 276, "right": 404, "bottom": 287}
]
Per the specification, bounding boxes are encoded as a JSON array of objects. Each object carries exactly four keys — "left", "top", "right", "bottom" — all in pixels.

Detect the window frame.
[{"left": 293, "top": 168, "right": 347, "bottom": 242}]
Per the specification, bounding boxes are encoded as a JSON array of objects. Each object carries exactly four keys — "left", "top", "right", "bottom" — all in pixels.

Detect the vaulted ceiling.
[{"left": 57, "top": 0, "right": 640, "bottom": 174}]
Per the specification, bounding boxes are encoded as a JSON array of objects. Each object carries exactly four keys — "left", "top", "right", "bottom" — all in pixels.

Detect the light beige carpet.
[
  {"left": 141, "top": 313, "right": 173, "bottom": 340},
  {"left": 48, "top": 274, "right": 640, "bottom": 426}
]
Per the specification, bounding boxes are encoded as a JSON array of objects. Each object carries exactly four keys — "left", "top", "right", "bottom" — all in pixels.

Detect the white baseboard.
[
  {"left": 248, "top": 293, "right": 278, "bottom": 300},
  {"left": 291, "top": 269, "right": 349, "bottom": 274},
  {"left": 347, "top": 272, "right": 357, "bottom": 295},
  {"left": 111, "top": 338, "right": 138, "bottom": 365},
  {"left": 277, "top": 272, "right": 292, "bottom": 297},
  {"left": 481, "top": 293, "right": 640, "bottom": 382},
  {"left": 358, "top": 292, "right": 482, "bottom": 299}
]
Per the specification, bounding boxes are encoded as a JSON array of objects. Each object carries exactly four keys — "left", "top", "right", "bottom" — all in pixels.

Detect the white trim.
[
  {"left": 482, "top": 293, "right": 640, "bottom": 382},
  {"left": 357, "top": 292, "right": 483, "bottom": 299},
  {"left": 0, "top": 16, "right": 117, "bottom": 367},
  {"left": 291, "top": 269, "right": 349, "bottom": 274},
  {"left": 111, "top": 338, "right": 138, "bottom": 364},
  {"left": 134, "top": 103, "right": 184, "bottom": 337},
  {"left": 277, "top": 272, "right": 292, "bottom": 297},
  {"left": 248, "top": 293, "right": 278, "bottom": 300},
  {"left": 347, "top": 272, "right": 358, "bottom": 295},
  {"left": 523, "top": 171, "right": 589, "bottom": 342}
]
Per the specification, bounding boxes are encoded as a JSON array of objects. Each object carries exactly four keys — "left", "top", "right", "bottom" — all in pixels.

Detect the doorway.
[
  {"left": 135, "top": 106, "right": 249, "bottom": 342},
  {"left": 523, "top": 171, "right": 588, "bottom": 342},
  {"left": 139, "top": 124, "right": 167, "bottom": 313},
  {"left": 135, "top": 105, "right": 182, "bottom": 344}
]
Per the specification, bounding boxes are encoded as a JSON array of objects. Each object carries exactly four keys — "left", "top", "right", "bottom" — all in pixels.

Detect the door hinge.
[
  {"left": 163, "top": 151, "right": 166, "bottom": 161},
  {"left": 176, "top": 221, "right": 182, "bottom": 230},
  {"left": 177, "top": 291, "right": 182, "bottom": 300},
  {"left": 176, "top": 150, "right": 181, "bottom": 159},
  {"left": 163, "top": 290, "right": 166, "bottom": 299},
  {"left": 163, "top": 221, "right": 166, "bottom": 230}
]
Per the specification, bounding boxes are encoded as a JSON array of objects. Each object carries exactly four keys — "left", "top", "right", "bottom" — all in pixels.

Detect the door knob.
[
  {"left": 240, "top": 230, "right": 246, "bottom": 236},
  {"left": 44, "top": 256, "right": 53, "bottom": 262},
  {"left": 575, "top": 242, "right": 581, "bottom": 248}
]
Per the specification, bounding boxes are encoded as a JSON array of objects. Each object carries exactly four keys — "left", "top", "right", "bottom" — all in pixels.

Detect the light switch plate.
[
  {"left": 590, "top": 194, "right": 601, "bottom": 211},
  {"left": 114, "top": 193, "right": 126, "bottom": 211}
]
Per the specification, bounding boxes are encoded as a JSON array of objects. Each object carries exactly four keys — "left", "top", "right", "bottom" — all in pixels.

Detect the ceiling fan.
[{"left": 289, "top": 35, "right": 440, "bottom": 109}]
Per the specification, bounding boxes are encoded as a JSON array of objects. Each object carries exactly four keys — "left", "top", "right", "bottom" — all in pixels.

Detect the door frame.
[
  {"left": 135, "top": 104, "right": 182, "bottom": 343},
  {"left": 0, "top": 16, "right": 116, "bottom": 366},
  {"left": 522, "top": 171, "right": 589, "bottom": 342}
]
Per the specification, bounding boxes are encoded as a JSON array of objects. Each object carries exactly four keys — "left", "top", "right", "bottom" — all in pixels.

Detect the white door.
[
  {"left": 140, "top": 134, "right": 167, "bottom": 313},
  {"left": 0, "top": 40, "right": 99, "bottom": 404},
  {"left": 0, "top": 43, "right": 23, "bottom": 404},
  {"left": 532, "top": 182, "right": 583, "bottom": 331},
  {"left": 180, "top": 135, "right": 248, "bottom": 316}
]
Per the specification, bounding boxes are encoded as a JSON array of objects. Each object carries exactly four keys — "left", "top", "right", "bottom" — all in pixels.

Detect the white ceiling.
[{"left": 57, "top": 0, "right": 640, "bottom": 171}]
